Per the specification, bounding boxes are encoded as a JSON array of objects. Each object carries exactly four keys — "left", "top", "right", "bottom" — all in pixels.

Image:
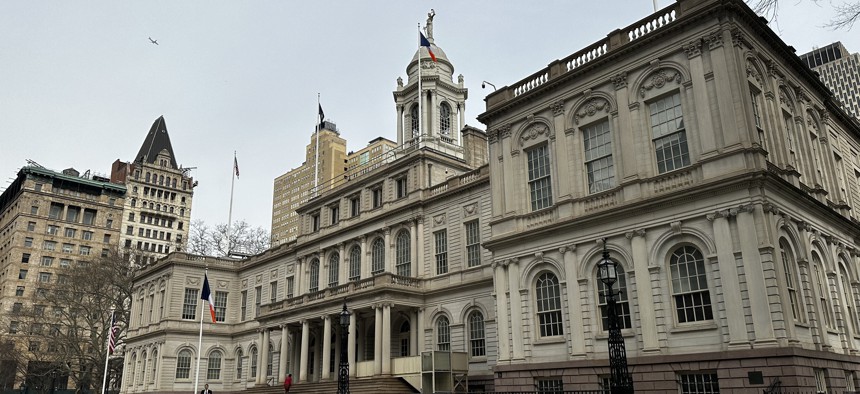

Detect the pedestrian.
[
  {"left": 283, "top": 374, "right": 293, "bottom": 393},
  {"left": 200, "top": 384, "right": 213, "bottom": 394}
]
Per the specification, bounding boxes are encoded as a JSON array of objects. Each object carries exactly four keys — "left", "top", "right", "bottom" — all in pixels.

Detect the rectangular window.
[
  {"left": 46, "top": 225, "right": 59, "bottom": 235},
  {"left": 240, "top": 290, "right": 248, "bottom": 321},
  {"left": 82, "top": 209, "right": 96, "bottom": 225},
  {"left": 27, "top": 221, "right": 36, "bottom": 231},
  {"left": 182, "top": 288, "right": 198, "bottom": 320},
  {"left": 372, "top": 187, "right": 383, "bottom": 208},
  {"left": 62, "top": 243, "right": 73, "bottom": 253},
  {"left": 64, "top": 228, "right": 76, "bottom": 238},
  {"left": 350, "top": 196, "right": 360, "bottom": 217},
  {"left": 650, "top": 92, "right": 690, "bottom": 173},
  {"left": 287, "top": 277, "right": 294, "bottom": 299},
  {"left": 38, "top": 272, "right": 52, "bottom": 283},
  {"left": 846, "top": 370, "right": 857, "bottom": 391},
  {"left": 22, "top": 253, "right": 30, "bottom": 263},
  {"left": 270, "top": 282, "right": 278, "bottom": 303},
  {"left": 536, "top": 378, "right": 564, "bottom": 393},
  {"left": 24, "top": 237, "right": 33, "bottom": 247},
  {"left": 254, "top": 286, "right": 262, "bottom": 317},
  {"left": 40, "top": 256, "right": 54, "bottom": 267},
  {"left": 311, "top": 213, "right": 320, "bottom": 232},
  {"left": 679, "top": 373, "right": 720, "bottom": 394},
  {"left": 214, "top": 291, "right": 228, "bottom": 323},
  {"left": 396, "top": 177, "right": 408, "bottom": 199},
  {"left": 66, "top": 206, "right": 80, "bottom": 222},
  {"left": 79, "top": 246, "right": 91, "bottom": 256},
  {"left": 31, "top": 206, "right": 39, "bottom": 215},
  {"left": 750, "top": 89, "right": 766, "bottom": 150},
  {"left": 15, "top": 286, "right": 24, "bottom": 296},
  {"left": 465, "top": 221, "right": 481, "bottom": 267},
  {"left": 527, "top": 145, "right": 553, "bottom": 211},
  {"left": 82, "top": 231, "right": 93, "bottom": 241},
  {"left": 9, "top": 321, "right": 19, "bottom": 334},
  {"left": 43, "top": 241, "right": 56, "bottom": 251},
  {"left": 434, "top": 230, "right": 448, "bottom": 275},
  {"left": 49, "top": 203, "right": 63, "bottom": 219},
  {"left": 330, "top": 205, "right": 339, "bottom": 225},
  {"left": 583, "top": 120, "right": 615, "bottom": 193}
]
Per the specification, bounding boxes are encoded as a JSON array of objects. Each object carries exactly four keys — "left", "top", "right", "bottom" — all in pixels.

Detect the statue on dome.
[{"left": 425, "top": 9, "right": 436, "bottom": 40}]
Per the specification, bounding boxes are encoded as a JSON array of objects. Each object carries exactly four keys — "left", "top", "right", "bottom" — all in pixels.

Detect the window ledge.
[
  {"left": 594, "top": 328, "right": 635, "bottom": 340},
  {"left": 533, "top": 336, "right": 567, "bottom": 345},
  {"left": 669, "top": 321, "right": 718, "bottom": 333}
]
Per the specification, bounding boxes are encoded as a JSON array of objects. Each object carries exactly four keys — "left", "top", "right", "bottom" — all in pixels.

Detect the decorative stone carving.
[
  {"left": 731, "top": 28, "right": 748, "bottom": 48},
  {"left": 670, "top": 221, "right": 682, "bottom": 234},
  {"left": 611, "top": 72, "right": 628, "bottom": 90},
  {"left": 639, "top": 68, "right": 683, "bottom": 98},
  {"left": 765, "top": 59, "right": 779, "bottom": 77},
  {"left": 396, "top": 77, "right": 403, "bottom": 87},
  {"left": 518, "top": 123, "right": 550, "bottom": 145},
  {"left": 463, "top": 202, "right": 478, "bottom": 217},
  {"left": 778, "top": 88, "right": 789, "bottom": 106},
  {"left": 433, "top": 214, "right": 446, "bottom": 226},
  {"left": 186, "top": 277, "right": 200, "bottom": 286},
  {"left": 217, "top": 279, "right": 229, "bottom": 289},
  {"left": 625, "top": 229, "right": 646, "bottom": 239},
  {"left": 574, "top": 98, "right": 610, "bottom": 124},
  {"left": 421, "top": 60, "right": 436, "bottom": 70},
  {"left": 683, "top": 40, "right": 702, "bottom": 58},
  {"left": 550, "top": 100, "right": 565, "bottom": 116},
  {"left": 746, "top": 60, "right": 762, "bottom": 84},
  {"left": 704, "top": 30, "right": 723, "bottom": 50},
  {"left": 458, "top": 74, "right": 464, "bottom": 84},
  {"left": 256, "top": 274, "right": 263, "bottom": 284}
]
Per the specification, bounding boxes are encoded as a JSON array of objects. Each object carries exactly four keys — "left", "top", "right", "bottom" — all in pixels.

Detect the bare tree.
[
  {"left": 187, "top": 219, "right": 270, "bottom": 256},
  {"left": 749, "top": 0, "right": 860, "bottom": 29},
  {"left": 7, "top": 247, "right": 137, "bottom": 394}
]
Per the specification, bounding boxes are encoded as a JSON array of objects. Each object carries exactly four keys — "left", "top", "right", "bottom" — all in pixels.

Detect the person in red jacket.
[{"left": 283, "top": 374, "right": 293, "bottom": 393}]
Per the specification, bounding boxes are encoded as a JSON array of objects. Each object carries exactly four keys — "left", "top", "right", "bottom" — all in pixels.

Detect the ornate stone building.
[
  {"left": 111, "top": 116, "right": 196, "bottom": 264},
  {"left": 124, "top": 17, "right": 493, "bottom": 394},
  {"left": 0, "top": 165, "right": 126, "bottom": 389},
  {"left": 478, "top": 0, "right": 860, "bottom": 392}
]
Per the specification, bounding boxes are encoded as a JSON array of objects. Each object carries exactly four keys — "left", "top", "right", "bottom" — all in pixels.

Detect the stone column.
[
  {"left": 417, "top": 307, "right": 426, "bottom": 353},
  {"left": 507, "top": 258, "right": 524, "bottom": 360},
  {"left": 382, "top": 304, "right": 393, "bottom": 374},
  {"left": 320, "top": 249, "right": 330, "bottom": 289},
  {"left": 683, "top": 40, "right": 717, "bottom": 155},
  {"left": 360, "top": 236, "right": 369, "bottom": 279},
  {"left": 708, "top": 209, "right": 748, "bottom": 347},
  {"left": 416, "top": 217, "right": 424, "bottom": 277},
  {"left": 459, "top": 102, "right": 466, "bottom": 140},
  {"left": 410, "top": 310, "right": 418, "bottom": 356},
  {"left": 561, "top": 246, "right": 585, "bottom": 356},
  {"left": 396, "top": 104, "right": 404, "bottom": 144},
  {"left": 321, "top": 316, "right": 332, "bottom": 380},
  {"left": 348, "top": 310, "right": 357, "bottom": 377},
  {"left": 261, "top": 329, "right": 271, "bottom": 382},
  {"left": 338, "top": 243, "right": 347, "bottom": 284},
  {"left": 410, "top": 220, "right": 418, "bottom": 276},
  {"left": 384, "top": 228, "right": 393, "bottom": 273},
  {"left": 295, "top": 258, "right": 304, "bottom": 295},
  {"left": 374, "top": 305, "right": 383, "bottom": 374},
  {"left": 256, "top": 329, "right": 266, "bottom": 384},
  {"left": 279, "top": 324, "right": 289, "bottom": 381},
  {"left": 299, "top": 320, "right": 309, "bottom": 382},
  {"left": 628, "top": 230, "right": 659, "bottom": 352},
  {"left": 493, "top": 261, "right": 511, "bottom": 362},
  {"left": 736, "top": 205, "right": 777, "bottom": 345}
]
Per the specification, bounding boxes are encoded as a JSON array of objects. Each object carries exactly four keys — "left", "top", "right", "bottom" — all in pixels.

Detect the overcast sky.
[{"left": 1, "top": 0, "right": 858, "bottom": 232}]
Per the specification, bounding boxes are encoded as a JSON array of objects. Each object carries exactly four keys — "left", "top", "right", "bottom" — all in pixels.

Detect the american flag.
[{"left": 107, "top": 311, "right": 118, "bottom": 354}]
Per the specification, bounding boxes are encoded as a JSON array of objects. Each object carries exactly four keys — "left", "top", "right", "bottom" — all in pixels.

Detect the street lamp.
[
  {"left": 337, "top": 302, "right": 351, "bottom": 394},
  {"left": 597, "top": 238, "right": 634, "bottom": 394}
]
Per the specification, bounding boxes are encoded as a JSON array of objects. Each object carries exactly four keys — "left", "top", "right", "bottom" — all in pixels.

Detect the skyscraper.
[{"left": 800, "top": 42, "right": 860, "bottom": 120}]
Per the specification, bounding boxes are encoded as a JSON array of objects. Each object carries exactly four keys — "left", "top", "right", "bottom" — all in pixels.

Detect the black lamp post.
[
  {"left": 337, "top": 302, "right": 350, "bottom": 394},
  {"left": 597, "top": 238, "right": 634, "bottom": 394}
]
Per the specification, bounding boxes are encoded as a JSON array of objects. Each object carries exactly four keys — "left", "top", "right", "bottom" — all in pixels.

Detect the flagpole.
[
  {"left": 227, "top": 152, "right": 236, "bottom": 256},
  {"left": 418, "top": 23, "right": 422, "bottom": 144},
  {"left": 194, "top": 269, "right": 207, "bottom": 394},
  {"left": 101, "top": 309, "right": 114, "bottom": 394},
  {"left": 314, "top": 93, "right": 321, "bottom": 197}
]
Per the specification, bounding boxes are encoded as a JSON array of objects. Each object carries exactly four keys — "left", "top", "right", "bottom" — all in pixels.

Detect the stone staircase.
[{"left": 243, "top": 377, "right": 419, "bottom": 394}]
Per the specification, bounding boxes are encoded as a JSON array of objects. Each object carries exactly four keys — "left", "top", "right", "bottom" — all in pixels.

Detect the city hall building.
[{"left": 124, "top": 0, "right": 860, "bottom": 392}]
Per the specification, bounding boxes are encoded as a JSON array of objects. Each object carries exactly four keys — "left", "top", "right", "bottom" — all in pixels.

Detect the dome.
[{"left": 406, "top": 43, "right": 455, "bottom": 83}]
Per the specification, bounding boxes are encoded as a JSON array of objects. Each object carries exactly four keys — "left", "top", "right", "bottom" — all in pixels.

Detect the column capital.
[
  {"left": 321, "top": 315, "right": 330, "bottom": 322},
  {"left": 625, "top": 229, "right": 646, "bottom": 240},
  {"left": 737, "top": 204, "right": 756, "bottom": 214},
  {"left": 359, "top": 235, "right": 366, "bottom": 243},
  {"left": 279, "top": 323, "right": 288, "bottom": 329},
  {"left": 762, "top": 202, "right": 780, "bottom": 215},
  {"left": 683, "top": 40, "right": 702, "bottom": 58},
  {"left": 559, "top": 244, "right": 575, "bottom": 255},
  {"left": 611, "top": 72, "right": 628, "bottom": 90}
]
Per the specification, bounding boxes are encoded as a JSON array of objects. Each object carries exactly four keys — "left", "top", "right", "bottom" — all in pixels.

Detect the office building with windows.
[
  {"left": 0, "top": 165, "right": 126, "bottom": 389},
  {"left": 110, "top": 116, "right": 196, "bottom": 264},
  {"left": 800, "top": 42, "right": 860, "bottom": 120}
]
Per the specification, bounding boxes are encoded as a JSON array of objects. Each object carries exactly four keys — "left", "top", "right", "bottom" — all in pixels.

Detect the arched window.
[
  {"left": 159, "top": 175, "right": 164, "bottom": 185},
  {"left": 145, "top": 172, "right": 151, "bottom": 182},
  {"left": 150, "top": 350, "right": 158, "bottom": 383},
  {"left": 440, "top": 102, "right": 452, "bottom": 136},
  {"left": 536, "top": 272, "right": 563, "bottom": 337},
  {"left": 812, "top": 253, "right": 835, "bottom": 329},
  {"left": 410, "top": 105, "right": 419, "bottom": 138},
  {"left": 129, "top": 353, "right": 137, "bottom": 384},
  {"left": 349, "top": 246, "right": 361, "bottom": 281},
  {"left": 328, "top": 252, "right": 340, "bottom": 287},
  {"left": 468, "top": 311, "right": 486, "bottom": 357},
  {"left": 140, "top": 351, "right": 147, "bottom": 385},
  {"left": 840, "top": 263, "right": 858, "bottom": 333},
  {"left": 597, "top": 263, "right": 631, "bottom": 330},
  {"left": 207, "top": 350, "right": 222, "bottom": 380},
  {"left": 172, "top": 178, "right": 177, "bottom": 188},
  {"left": 396, "top": 231, "right": 411, "bottom": 276},
  {"left": 309, "top": 259, "right": 320, "bottom": 293},
  {"left": 175, "top": 349, "right": 192, "bottom": 379},
  {"left": 670, "top": 246, "right": 713, "bottom": 323},
  {"left": 250, "top": 346, "right": 258, "bottom": 377},
  {"left": 436, "top": 316, "right": 450, "bottom": 351},
  {"left": 371, "top": 239, "right": 385, "bottom": 274},
  {"left": 235, "top": 349, "right": 244, "bottom": 380},
  {"left": 779, "top": 239, "right": 804, "bottom": 322}
]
